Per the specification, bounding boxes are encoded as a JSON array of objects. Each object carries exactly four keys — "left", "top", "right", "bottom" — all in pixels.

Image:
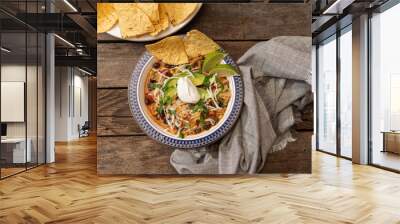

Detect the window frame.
[{"left": 367, "top": 0, "right": 400, "bottom": 173}]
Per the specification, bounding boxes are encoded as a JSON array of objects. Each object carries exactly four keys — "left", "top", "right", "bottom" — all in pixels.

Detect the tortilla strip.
[
  {"left": 150, "top": 4, "right": 169, "bottom": 36},
  {"left": 145, "top": 36, "right": 189, "bottom": 65},
  {"left": 162, "top": 3, "right": 198, "bottom": 26},
  {"left": 136, "top": 3, "right": 160, "bottom": 24},
  {"left": 113, "top": 3, "right": 155, "bottom": 38},
  {"left": 183, "top": 30, "right": 220, "bottom": 58},
  {"left": 97, "top": 3, "right": 118, "bottom": 33}
]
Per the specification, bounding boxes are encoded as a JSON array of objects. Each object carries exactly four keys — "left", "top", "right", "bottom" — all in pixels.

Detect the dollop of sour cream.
[{"left": 177, "top": 76, "right": 200, "bottom": 104}]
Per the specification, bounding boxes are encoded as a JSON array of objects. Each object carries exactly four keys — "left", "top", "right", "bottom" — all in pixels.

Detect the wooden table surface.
[{"left": 97, "top": 3, "right": 312, "bottom": 175}]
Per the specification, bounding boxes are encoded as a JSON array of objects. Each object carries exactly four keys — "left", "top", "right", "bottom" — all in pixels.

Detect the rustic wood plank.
[
  {"left": 97, "top": 33, "right": 119, "bottom": 41},
  {"left": 96, "top": 111, "right": 313, "bottom": 137},
  {"left": 262, "top": 131, "right": 312, "bottom": 173},
  {"left": 97, "top": 3, "right": 311, "bottom": 41},
  {"left": 218, "top": 41, "right": 256, "bottom": 60},
  {"left": 185, "top": 3, "right": 311, "bottom": 40},
  {"left": 97, "top": 136, "right": 177, "bottom": 175},
  {"left": 97, "top": 89, "right": 131, "bottom": 117},
  {"left": 97, "top": 41, "right": 256, "bottom": 88},
  {"left": 97, "top": 117, "right": 143, "bottom": 136},
  {"left": 240, "top": 3, "right": 311, "bottom": 39},
  {"left": 97, "top": 43, "right": 144, "bottom": 88},
  {"left": 97, "top": 88, "right": 313, "bottom": 135},
  {"left": 97, "top": 132, "right": 311, "bottom": 175}
]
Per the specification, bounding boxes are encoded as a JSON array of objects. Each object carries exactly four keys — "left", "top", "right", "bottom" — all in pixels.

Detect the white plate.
[{"left": 107, "top": 4, "right": 202, "bottom": 42}]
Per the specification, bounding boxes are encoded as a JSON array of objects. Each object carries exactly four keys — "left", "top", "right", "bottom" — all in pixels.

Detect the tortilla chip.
[
  {"left": 162, "top": 3, "right": 198, "bottom": 26},
  {"left": 97, "top": 3, "right": 118, "bottom": 33},
  {"left": 136, "top": 3, "right": 160, "bottom": 24},
  {"left": 113, "top": 3, "right": 155, "bottom": 38},
  {"left": 183, "top": 30, "right": 220, "bottom": 58},
  {"left": 146, "top": 36, "right": 189, "bottom": 65},
  {"left": 150, "top": 4, "right": 169, "bottom": 36}
]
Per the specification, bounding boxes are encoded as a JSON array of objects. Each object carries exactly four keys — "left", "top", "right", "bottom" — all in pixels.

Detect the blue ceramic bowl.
[{"left": 128, "top": 51, "right": 243, "bottom": 149}]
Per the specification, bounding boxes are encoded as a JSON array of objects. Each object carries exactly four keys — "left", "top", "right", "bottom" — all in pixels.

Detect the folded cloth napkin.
[{"left": 170, "top": 36, "right": 312, "bottom": 174}]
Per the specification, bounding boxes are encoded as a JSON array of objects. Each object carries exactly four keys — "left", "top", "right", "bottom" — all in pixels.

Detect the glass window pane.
[
  {"left": 317, "top": 36, "right": 337, "bottom": 154},
  {"left": 1, "top": 0, "right": 46, "bottom": 179},
  {"left": 371, "top": 3, "right": 400, "bottom": 171},
  {"left": 340, "top": 27, "right": 352, "bottom": 158},
  {"left": 1, "top": 22, "right": 28, "bottom": 177}
]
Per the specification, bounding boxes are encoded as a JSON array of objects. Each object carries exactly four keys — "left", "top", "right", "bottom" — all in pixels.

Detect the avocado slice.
[
  {"left": 189, "top": 72, "right": 206, "bottom": 86},
  {"left": 197, "top": 87, "right": 211, "bottom": 100},
  {"left": 163, "top": 78, "right": 178, "bottom": 91},
  {"left": 164, "top": 87, "right": 177, "bottom": 99},
  {"left": 162, "top": 78, "right": 178, "bottom": 99}
]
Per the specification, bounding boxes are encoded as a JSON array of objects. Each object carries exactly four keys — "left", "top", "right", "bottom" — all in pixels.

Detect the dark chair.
[{"left": 79, "top": 121, "right": 90, "bottom": 138}]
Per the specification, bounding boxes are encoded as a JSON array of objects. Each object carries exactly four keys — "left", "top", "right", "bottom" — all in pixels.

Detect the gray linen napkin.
[{"left": 170, "top": 36, "right": 312, "bottom": 174}]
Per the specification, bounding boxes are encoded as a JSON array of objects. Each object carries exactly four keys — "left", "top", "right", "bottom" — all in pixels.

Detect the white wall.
[
  {"left": 54, "top": 67, "right": 89, "bottom": 141},
  {"left": 72, "top": 73, "right": 89, "bottom": 138},
  {"left": 55, "top": 66, "right": 69, "bottom": 141}
]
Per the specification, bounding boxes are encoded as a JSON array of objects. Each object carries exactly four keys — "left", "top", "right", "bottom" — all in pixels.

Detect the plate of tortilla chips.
[
  {"left": 97, "top": 3, "right": 202, "bottom": 41},
  {"left": 128, "top": 30, "right": 244, "bottom": 148}
]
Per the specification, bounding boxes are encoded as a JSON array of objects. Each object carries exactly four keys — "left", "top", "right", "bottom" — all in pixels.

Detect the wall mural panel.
[{"left": 96, "top": 3, "right": 313, "bottom": 175}]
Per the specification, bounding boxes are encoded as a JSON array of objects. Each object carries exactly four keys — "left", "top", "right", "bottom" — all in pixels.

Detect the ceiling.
[
  {"left": 0, "top": 0, "right": 97, "bottom": 74},
  {"left": 0, "top": 0, "right": 96, "bottom": 14},
  {"left": 311, "top": 0, "right": 390, "bottom": 41}
]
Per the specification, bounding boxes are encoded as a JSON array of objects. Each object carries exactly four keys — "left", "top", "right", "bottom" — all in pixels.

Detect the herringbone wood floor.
[{"left": 1, "top": 136, "right": 400, "bottom": 224}]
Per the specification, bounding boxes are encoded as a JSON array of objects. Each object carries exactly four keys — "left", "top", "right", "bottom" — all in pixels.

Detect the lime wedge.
[
  {"left": 202, "top": 51, "right": 225, "bottom": 73},
  {"left": 208, "top": 64, "right": 238, "bottom": 77}
]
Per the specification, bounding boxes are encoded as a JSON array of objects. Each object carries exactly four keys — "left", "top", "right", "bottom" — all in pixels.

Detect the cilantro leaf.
[{"left": 148, "top": 83, "right": 161, "bottom": 90}]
